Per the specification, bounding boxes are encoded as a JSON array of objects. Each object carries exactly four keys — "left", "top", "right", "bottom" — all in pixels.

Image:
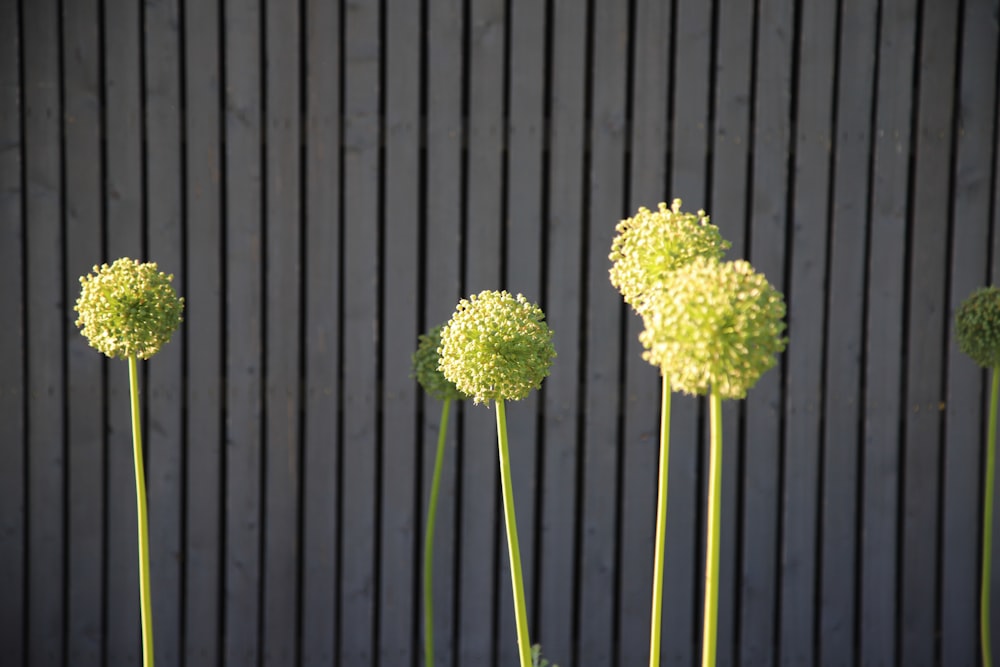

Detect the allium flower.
[
  {"left": 74, "top": 258, "right": 184, "bottom": 360},
  {"left": 957, "top": 286, "right": 1000, "bottom": 369},
  {"left": 438, "top": 290, "right": 556, "bottom": 404},
  {"left": 609, "top": 199, "right": 730, "bottom": 314},
  {"left": 639, "top": 256, "right": 787, "bottom": 400},
  {"left": 412, "top": 324, "right": 466, "bottom": 401}
]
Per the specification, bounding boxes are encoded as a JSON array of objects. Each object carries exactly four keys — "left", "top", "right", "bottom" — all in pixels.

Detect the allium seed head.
[
  {"left": 74, "top": 258, "right": 184, "bottom": 361},
  {"left": 956, "top": 286, "right": 1000, "bottom": 369},
  {"left": 639, "top": 256, "right": 787, "bottom": 400},
  {"left": 438, "top": 291, "right": 556, "bottom": 404},
  {"left": 413, "top": 324, "right": 467, "bottom": 401}
]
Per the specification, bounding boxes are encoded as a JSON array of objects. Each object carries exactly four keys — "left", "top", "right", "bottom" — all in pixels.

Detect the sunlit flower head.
[{"left": 956, "top": 286, "right": 1000, "bottom": 369}]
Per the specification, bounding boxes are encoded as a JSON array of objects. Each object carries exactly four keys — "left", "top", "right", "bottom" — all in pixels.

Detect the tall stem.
[
  {"left": 649, "top": 373, "right": 671, "bottom": 667},
  {"left": 983, "top": 367, "right": 998, "bottom": 667},
  {"left": 701, "top": 389, "right": 723, "bottom": 667},
  {"left": 495, "top": 399, "right": 533, "bottom": 667},
  {"left": 424, "top": 398, "right": 452, "bottom": 667},
  {"left": 129, "top": 354, "right": 155, "bottom": 667}
]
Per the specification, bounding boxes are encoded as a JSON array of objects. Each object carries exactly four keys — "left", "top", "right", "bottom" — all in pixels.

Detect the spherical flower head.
[
  {"left": 639, "top": 257, "right": 787, "bottom": 400},
  {"left": 74, "top": 258, "right": 185, "bottom": 361},
  {"left": 609, "top": 199, "right": 730, "bottom": 313},
  {"left": 956, "top": 286, "right": 1000, "bottom": 369},
  {"left": 438, "top": 290, "right": 556, "bottom": 405},
  {"left": 412, "top": 324, "right": 467, "bottom": 401}
]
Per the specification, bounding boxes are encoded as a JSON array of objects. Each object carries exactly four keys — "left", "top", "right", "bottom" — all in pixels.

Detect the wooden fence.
[{"left": 2, "top": 0, "right": 1000, "bottom": 665}]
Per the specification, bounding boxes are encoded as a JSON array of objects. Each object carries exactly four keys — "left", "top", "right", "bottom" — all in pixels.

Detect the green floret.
[
  {"left": 74, "top": 258, "right": 184, "bottom": 361},
  {"left": 438, "top": 290, "right": 556, "bottom": 404},
  {"left": 639, "top": 256, "right": 787, "bottom": 400},
  {"left": 957, "top": 286, "right": 1000, "bottom": 369},
  {"left": 609, "top": 199, "right": 730, "bottom": 314},
  {"left": 412, "top": 324, "right": 467, "bottom": 401}
]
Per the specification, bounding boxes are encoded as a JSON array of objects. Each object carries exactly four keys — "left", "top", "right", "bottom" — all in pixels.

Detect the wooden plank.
[
  {"left": 815, "top": 2, "right": 878, "bottom": 665},
  {"left": 859, "top": 0, "right": 918, "bottom": 663},
  {"left": 224, "top": 0, "right": 264, "bottom": 662},
  {"left": 940, "top": 3, "right": 998, "bottom": 663},
  {"left": 422, "top": 2, "right": 464, "bottom": 662},
  {"left": 898, "top": 1, "right": 959, "bottom": 664},
  {"left": 300, "top": 0, "right": 341, "bottom": 663},
  {"left": 340, "top": 0, "right": 380, "bottom": 662},
  {"left": 779, "top": 0, "right": 836, "bottom": 664},
  {"left": 261, "top": 1, "right": 302, "bottom": 664},
  {"left": 103, "top": 1, "right": 145, "bottom": 664},
  {"left": 537, "top": 0, "right": 587, "bottom": 662},
  {"left": 739, "top": 0, "right": 793, "bottom": 663},
  {"left": 62, "top": 0, "right": 105, "bottom": 664},
  {"left": 144, "top": 0, "right": 185, "bottom": 663},
  {"left": 616, "top": 0, "right": 669, "bottom": 663},
  {"left": 379, "top": 0, "right": 421, "bottom": 662},
  {"left": 576, "top": 0, "right": 628, "bottom": 664},
  {"left": 0, "top": 0, "right": 25, "bottom": 660},
  {"left": 182, "top": 0, "right": 223, "bottom": 663},
  {"left": 23, "top": 0, "right": 66, "bottom": 663}
]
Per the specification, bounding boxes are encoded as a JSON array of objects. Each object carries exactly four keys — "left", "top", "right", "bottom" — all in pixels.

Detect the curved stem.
[
  {"left": 424, "top": 398, "right": 452, "bottom": 667},
  {"left": 701, "top": 389, "right": 723, "bottom": 667},
  {"left": 495, "top": 399, "right": 533, "bottom": 667},
  {"left": 983, "top": 368, "right": 998, "bottom": 667},
  {"left": 649, "top": 373, "right": 671, "bottom": 667},
  {"left": 129, "top": 354, "right": 154, "bottom": 667}
]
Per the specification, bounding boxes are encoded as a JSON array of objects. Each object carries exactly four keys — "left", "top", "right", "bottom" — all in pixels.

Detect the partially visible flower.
[
  {"left": 640, "top": 256, "right": 786, "bottom": 400},
  {"left": 74, "top": 258, "right": 184, "bottom": 360},
  {"left": 609, "top": 199, "right": 730, "bottom": 314},
  {"left": 956, "top": 286, "right": 1000, "bottom": 369},
  {"left": 413, "top": 324, "right": 467, "bottom": 401},
  {"left": 438, "top": 290, "right": 556, "bottom": 404}
]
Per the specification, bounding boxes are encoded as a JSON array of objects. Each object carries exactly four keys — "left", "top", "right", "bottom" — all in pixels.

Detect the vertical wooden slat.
[
  {"left": 379, "top": 0, "right": 421, "bottom": 664},
  {"left": 261, "top": 0, "right": 302, "bottom": 664},
  {"left": 940, "top": 2, "right": 999, "bottom": 663},
  {"left": 301, "top": 0, "right": 341, "bottom": 663},
  {"left": 617, "top": 0, "right": 669, "bottom": 663},
  {"left": 576, "top": 0, "right": 628, "bottom": 664},
  {"left": 24, "top": 0, "right": 66, "bottom": 663},
  {"left": 538, "top": 0, "right": 587, "bottom": 661},
  {"left": 340, "top": 0, "right": 380, "bottom": 662},
  {"left": 224, "top": 0, "right": 264, "bottom": 661},
  {"left": 860, "top": 0, "right": 918, "bottom": 664},
  {"left": 740, "top": 0, "right": 793, "bottom": 663},
  {"left": 144, "top": 0, "right": 186, "bottom": 662},
  {"left": 103, "top": 0, "right": 144, "bottom": 663},
  {"left": 899, "top": 0, "right": 960, "bottom": 664},
  {"left": 0, "top": 0, "right": 25, "bottom": 661},
  {"left": 63, "top": 0, "right": 105, "bottom": 664},
  {"left": 183, "top": 0, "right": 223, "bottom": 663},
  {"left": 779, "top": 1, "right": 835, "bottom": 664}
]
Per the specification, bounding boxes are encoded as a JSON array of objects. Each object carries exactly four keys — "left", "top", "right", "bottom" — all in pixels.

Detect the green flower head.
[
  {"left": 74, "top": 258, "right": 185, "bottom": 361},
  {"left": 956, "top": 286, "right": 1000, "bottom": 369},
  {"left": 639, "top": 256, "right": 787, "bottom": 400},
  {"left": 609, "top": 199, "right": 730, "bottom": 313},
  {"left": 438, "top": 290, "right": 556, "bottom": 404},
  {"left": 412, "top": 324, "right": 466, "bottom": 401}
]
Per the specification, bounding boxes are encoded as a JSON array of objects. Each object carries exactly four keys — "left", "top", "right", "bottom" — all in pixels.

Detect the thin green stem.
[
  {"left": 495, "top": 399, "right": 533, "bottom": 667},
  {"left": 983, "top": 367, "right": 998, "bottom": 667},
  {"left": 649, "top": 373, "right": 671, "bottom": 667},
  {"left": 424, "top": 398, "right": 452, "bottom": 667},
  {"left": 129, "top": 354, "right": 154, "bottom": 667},
  {"left": 701, "top": 389, "right": 723, "bottom": 667}
]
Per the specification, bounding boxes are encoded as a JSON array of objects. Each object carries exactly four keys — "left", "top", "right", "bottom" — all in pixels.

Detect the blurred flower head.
[
  {"left": 74, "top": 258, "right": 184, "bottom": 361},
  {"left": 413, "top": 324, "right": 467, "bottom": 401},
  {"left": 639, "top": 256, "right": 786, "bottom": 400},
  {"left": 956, "top": 286, "right": 1000, "bottom": 369},
  {"left": 438, "top": 290, "right": 556, "bottom": 404}
]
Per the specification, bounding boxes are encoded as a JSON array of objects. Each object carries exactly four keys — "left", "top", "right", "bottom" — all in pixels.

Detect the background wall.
[{"left": 2, "top": 0, "right": 1000, "bottom": 665}]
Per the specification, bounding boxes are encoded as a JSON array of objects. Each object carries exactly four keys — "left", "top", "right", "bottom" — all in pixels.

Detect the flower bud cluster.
[
  {"left": 413, "top": 324, "right": 467, "bottom": 401},
  {"left": 956, "top": 286, "right": 1000, "bottom": 369},
  {"left": 438, "top": 291, "right": 556, "bottom": 404},
  {"left": 74, "top": 258, "right": 184, "bottom": 361}
]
